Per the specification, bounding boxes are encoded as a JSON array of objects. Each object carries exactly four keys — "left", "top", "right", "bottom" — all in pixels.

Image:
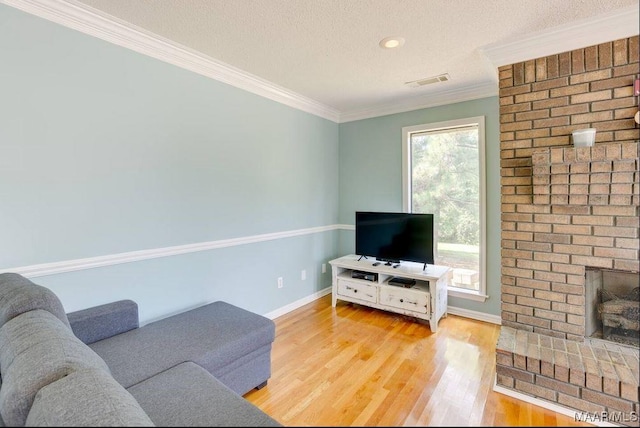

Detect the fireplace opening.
[{"left": 585, "top": 267, "right": 640, "bottom": 347}]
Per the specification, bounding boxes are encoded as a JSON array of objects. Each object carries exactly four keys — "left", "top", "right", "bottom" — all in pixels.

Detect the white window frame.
[{"left": 402, "top": 116, "right": 488, "bottom": 302}]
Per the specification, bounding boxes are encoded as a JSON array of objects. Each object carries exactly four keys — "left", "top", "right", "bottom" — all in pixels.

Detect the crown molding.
[
  {"left": 0, "top": 0, "right": 341, "bottom": 122},
  {"left": 480, "top": 4, "right": 640, "bottom": 68},
  {"left": 338, "top": 82, "right": 498, "bottom": 123},
  {"left": 3, "top": 1, "right": 637, "bottom": 125}
]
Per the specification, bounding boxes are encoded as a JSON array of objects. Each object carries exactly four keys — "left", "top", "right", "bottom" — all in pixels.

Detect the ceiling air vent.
[{"left": 405, "top": 73, "right": 450, "bottom": 88}]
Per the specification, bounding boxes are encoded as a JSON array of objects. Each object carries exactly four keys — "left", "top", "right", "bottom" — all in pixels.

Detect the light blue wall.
[
  {"left": 338, "top": 98, "right": 501, "bottom": 316},
  {"left": 0, "top": 4, "right": 339, "bottom": 321},
  {"left": 0, "top": 4, "right": 501, "bottom": 321}
]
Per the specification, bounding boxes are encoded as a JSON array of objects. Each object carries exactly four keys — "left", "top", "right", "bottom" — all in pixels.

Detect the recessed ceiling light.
[{"left": 379, "top": 36, "right": 405, "bottom": 49}]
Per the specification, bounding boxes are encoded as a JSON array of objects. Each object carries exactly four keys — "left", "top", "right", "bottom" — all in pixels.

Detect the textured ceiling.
[{"left": 73, "top": 0, "right": 639, "bottom": 117}]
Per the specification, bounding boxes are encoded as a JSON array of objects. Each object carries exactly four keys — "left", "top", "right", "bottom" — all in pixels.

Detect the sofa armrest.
[{"left": 67, "top": 300, "right": 139, "bottom": 344}]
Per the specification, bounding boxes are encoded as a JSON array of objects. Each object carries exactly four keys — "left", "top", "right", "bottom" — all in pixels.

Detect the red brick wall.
[{"left": 499, "top": 36, "right": 640, "bottom": 340}]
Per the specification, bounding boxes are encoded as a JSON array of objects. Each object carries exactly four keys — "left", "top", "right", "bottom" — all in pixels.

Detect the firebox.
[{"left": 585, "top": 268, "right": 640, "bottom": 347}]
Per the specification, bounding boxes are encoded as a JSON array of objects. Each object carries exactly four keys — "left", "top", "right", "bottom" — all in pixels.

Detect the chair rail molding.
[{"left": 1, "top": 225, "right": 346, "bottom": 278}]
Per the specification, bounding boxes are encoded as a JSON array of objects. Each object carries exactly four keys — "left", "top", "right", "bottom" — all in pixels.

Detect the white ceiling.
[{"left": 9, "top": 0, "right": 640, "bottom": 122}]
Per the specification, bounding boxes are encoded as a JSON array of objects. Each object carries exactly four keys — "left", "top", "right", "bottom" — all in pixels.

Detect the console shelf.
[{"left": 329, "top": 254, "right": 451, "bottom": 332}]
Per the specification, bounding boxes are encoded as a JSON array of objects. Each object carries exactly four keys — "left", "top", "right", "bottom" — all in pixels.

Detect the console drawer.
[
  {"left": 337, "top": 279, "right": 377, "bottom": 303},
  {"left": 379, "top": 286, "right": 429, "bottom": 314}
]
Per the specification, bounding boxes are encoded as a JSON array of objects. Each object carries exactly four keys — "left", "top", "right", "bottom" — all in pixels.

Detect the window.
[{"left": 402, "top": 117, "right": 487, "bottom": 302}]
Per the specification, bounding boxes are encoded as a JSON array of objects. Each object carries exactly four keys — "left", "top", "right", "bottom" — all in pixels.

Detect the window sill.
[{"left": 447, "top": 288, "right": 489, "bottom": 302}]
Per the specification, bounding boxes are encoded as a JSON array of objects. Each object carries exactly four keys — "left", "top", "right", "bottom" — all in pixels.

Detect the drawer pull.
[{"left": 400, "top": 299, "right": 403, "bottom": 303}]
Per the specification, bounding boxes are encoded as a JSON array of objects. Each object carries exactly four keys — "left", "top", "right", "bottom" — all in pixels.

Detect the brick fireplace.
[{"left": 495, "top": 35, "right": 639, "bottom": 426}]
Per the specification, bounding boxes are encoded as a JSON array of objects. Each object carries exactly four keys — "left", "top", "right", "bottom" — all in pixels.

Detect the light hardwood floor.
[{"left": 245, "top": 294, "right": 593, "bottom": 427}]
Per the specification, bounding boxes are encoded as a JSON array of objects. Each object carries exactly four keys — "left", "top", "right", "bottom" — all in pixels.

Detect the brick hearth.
[
  {"left": 497, "top": 328, "right": 639, "bottom": 422},
  {"left": 497, "top": 35, "right": 639, "bottom": 426}
]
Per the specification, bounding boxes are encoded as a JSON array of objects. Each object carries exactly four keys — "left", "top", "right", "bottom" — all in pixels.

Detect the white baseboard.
[
  {"left": 265, "top": 288, "right": 502, "bottom": 325},
  {"left": 493, "top": 380, "right": 622, "bottom": 427},
  {"left": 447, "top": 305, "right": 501, "bottom": 325},
  {"left": 264, "top": 287, "right": 332, "bottom": 320},
  {"left": 266, "top": 289, "right": 502, "bottom": 328}
]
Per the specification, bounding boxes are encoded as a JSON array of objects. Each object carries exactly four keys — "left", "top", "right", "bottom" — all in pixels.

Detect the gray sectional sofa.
[{"left": 0, "top": 272, "right": 282, "bottom": 427}]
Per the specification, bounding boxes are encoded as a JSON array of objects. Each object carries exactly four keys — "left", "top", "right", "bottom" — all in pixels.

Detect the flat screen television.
[{"left": 355, "top": 211, "right": 434, "bottom": 269}]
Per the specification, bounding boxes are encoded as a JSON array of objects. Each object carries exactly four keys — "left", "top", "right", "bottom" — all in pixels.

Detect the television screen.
[{"left": 355, "top": 211, "right": 434, "bottom": 267}]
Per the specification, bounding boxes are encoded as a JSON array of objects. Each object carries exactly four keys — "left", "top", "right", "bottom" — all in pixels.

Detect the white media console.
[{"left": 329, "top": 254, "right": 451, "bottom": 332}]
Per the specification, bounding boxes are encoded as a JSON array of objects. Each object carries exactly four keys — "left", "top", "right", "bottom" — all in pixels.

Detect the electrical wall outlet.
[
  {"left": 301, "top": 269, "right": 306, "bottom": 280},
  {"left": 322, "top": 263, "right": 326, "bottom": 274},
  {"left": 277, "top": 277, "right": 283, "bottom": 288}
]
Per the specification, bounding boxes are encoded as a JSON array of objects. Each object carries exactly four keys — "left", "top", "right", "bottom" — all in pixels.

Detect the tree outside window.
[{"left": 403, "top": 117, "right": 486, "bottom": 299}]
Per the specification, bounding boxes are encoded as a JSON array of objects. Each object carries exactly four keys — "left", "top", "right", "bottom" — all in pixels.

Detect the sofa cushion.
[
  {"left": 127, "top": 362, "right": 281, "bottom": 427},
  {"left": 90, "top": 301, "right": 275, "bottom": 390},
  {"left": 0, "top": 310, "right": 111, "bottom": 426},
  {"left": 26, "top": 369, "right": 154, "bottom": 427},
  {"left": 0, "top": 273, "right": 71, "bottom": 330}
]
